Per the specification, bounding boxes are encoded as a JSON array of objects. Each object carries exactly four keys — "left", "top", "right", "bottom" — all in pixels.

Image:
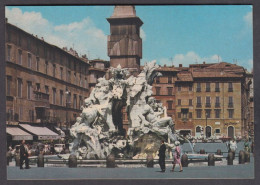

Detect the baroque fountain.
[{"left": 69, "top": 61, "right": 182, "bottom": 160}]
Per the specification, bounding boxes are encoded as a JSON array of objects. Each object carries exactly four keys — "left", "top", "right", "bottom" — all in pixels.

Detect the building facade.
[
  {"left": 5, "top": 21, "right": 90, "bottom": 131},
  {"left": 152, "top": 62, "right": 252, "bottom": 138}
]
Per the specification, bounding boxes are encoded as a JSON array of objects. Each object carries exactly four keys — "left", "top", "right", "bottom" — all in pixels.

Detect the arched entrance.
[
  {"left": 228, "top": 126, "right": 234, "bottom": 138},
  {"left": 195, "top": 126, "right": 202, "bottom": 137},
  {"left": 205, "top": 126, "right": 211, "bottom": 138}
]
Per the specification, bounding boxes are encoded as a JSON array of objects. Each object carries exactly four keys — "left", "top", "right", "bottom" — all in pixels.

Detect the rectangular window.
[
  {"left": 215, "top": 129, "right": 221, "bottom": 134},
  {"left": 36, "top": 57, "right": 40, "bottom": 71},
  {"left": 197, "top": 97, "right": 202, "bottom": 107},
  {"left": 178, "top": 99, "right": 181, "bottom": 106},
  {"left": 45, "top": 61, "right": 48, "bottom": 74},
  {"left": 228, "top": 109, "right": 234, "bottom": 118},
  {"left": 177, "top": 85, "right": 181, "bottom": 92},
  {"left": 27, "top": 53, "right": 32, "bottom": 68},
  {"left": 52, "top": 88, "right": 56, "bottom": 104},
  {"left": 18, "top": 50, "right": 22, "bottom": 65},
  {"left": 7, "top": 45, "right": 11, "bottom": 61},
  {"left": 80, "top": 75, "right": 83, "bottom": 87},
  {"left": 206, "top": 83, "right": 210, "bottom": 92},
  {"left": 167, "top": 87, "right": 173, "bottom": 95},
  {"left": 189, "top": 99, "right": 192, "bottom": 106},
  {"left": 27, "top": 81, "right": 32, "bottom": 100},
  {"left": 156, "top": 77, "right": 160, "bottom": 84},
  {"left": 168, "top": 77, "right": 172, "bottom": 84},
  {"left": 205, "top": 109, "right": 211, "bottom": 118},
  {"left": 79, "top": 96, "right": 83, "bottom": 108},
  {"left": 6, "top": 76, "right": 12, "bottom": 96},
  {"left": 228, "top": 96, "right": 233, "bottom": 108},
  {"left": 53, "top": 64, "right": 56, "bottom": 77},
  {"left": 215, "top": 96, "right": 220, "bottom": 107},
  {"left": 45, "top": 85, "right": 49, "bottom": 94},
  {"left": 196, "top": 110, "right": 202, "bottom": 118},
  {"left": 74, "top": 72, "right": 77, "bottom": 85},
  {"left": 60, "top": 90, "right": 63, "bottom": 106},
  {"left": 167, "top": 101, "right": 173, "bottom": 110},
  {"left": 196, "top": 82, "right": 201, "bottom": 92},
  {"left": 17, "top": 78, "right": 22, "bottom": 98},
  {"left": 189, "top": 84, "right": 193, "bottom": 91},
  {"left": 73, "top": 94, "right": 77, "bottom": 109},
  {"left": 155, "top": 87, "right": 161, "bottom": 95},
  {"left": 36, "top": 83, "right": 40, "bottom": 91},
  {"left": 215, "top": 109, "right": 221, "bottom": 118},
  {"left": 60, "top": 67, "right": 63, "bottom": 80},
  {"left": 67, "top": 71, "right": 71, "bottom": 83},
  {"left": 215, "top": 82, "right": 220, "bottom": 92},
  {"left": 206, "top": 96, "right": 211, "bottom": 107},
  {"left": 189, "top": 112, "right": 192, "bottom": 118},
  {"left": 228, "top": 82, "right": 233, "bottom": 92}
]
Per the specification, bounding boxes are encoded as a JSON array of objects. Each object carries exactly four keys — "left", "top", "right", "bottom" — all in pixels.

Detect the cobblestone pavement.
[{"left": 7, "top": 157, "right": 254, "bottom": 180}]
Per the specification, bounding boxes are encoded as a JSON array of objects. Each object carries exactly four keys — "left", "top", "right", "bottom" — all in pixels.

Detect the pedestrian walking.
[
  {"left": 171, "top": 141, "right": 183, "bottom": 172},
  {"left": 158, "top": 140, "right": 166, "bottom": 172},
  {"left": 20, "top": 140, "right": 30, "bottom": 169}
]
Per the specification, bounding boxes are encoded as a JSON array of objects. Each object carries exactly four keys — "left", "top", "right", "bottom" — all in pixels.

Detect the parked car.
[{"left": 54, "top": 144, "right": 65, "bottom": 154}]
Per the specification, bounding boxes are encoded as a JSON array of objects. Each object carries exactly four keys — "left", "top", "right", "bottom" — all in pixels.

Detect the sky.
[{"left": 5, "top": 5, "right": 253, "bottom": 71}]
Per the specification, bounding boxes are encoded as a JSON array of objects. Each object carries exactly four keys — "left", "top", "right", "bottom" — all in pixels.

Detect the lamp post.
[{"left": 206, "top": 112, "right": 208, "bottom": 138}]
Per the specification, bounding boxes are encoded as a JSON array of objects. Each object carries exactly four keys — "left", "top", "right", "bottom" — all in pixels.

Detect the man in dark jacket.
[
  {"left": 20, "top": 140, "right": 30, "bottom": 169},
  {"left": 158, "top": 140, "right": 166, "bottom": 172}
]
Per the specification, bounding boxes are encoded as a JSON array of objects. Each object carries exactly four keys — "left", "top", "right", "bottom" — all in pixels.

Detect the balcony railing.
[
  {"left": 215, "top": 103, "right": 220, "bottom": 108},
  {"left": 34, "top": 91, "right": 49, "bottom": 101},
  {"left": 206, "top": 88, "right": 211, "bottom": 92},
  {"left": 196, "top": 88, "right": 201, "bottom": 92},
  {"left": 196, "top": 103, "right": 202, "bottom": 108},
  {"left": 215, "top": 88, "right": 220, "bottom": 92},
  {"left": 205, "top": 103, "right": 211, "bottom": 108},
  {"left": 228, "top": 103, "right": 234, "bottom": 108}
]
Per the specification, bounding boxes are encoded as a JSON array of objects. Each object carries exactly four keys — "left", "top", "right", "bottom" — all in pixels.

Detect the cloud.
[
  {"left": 243, "top": 11, "right": 252, "bottom": 28},
  {"left": 6, "top": 7, "right": 108, "bottom": 60},
  {"left": 140, "top": 28, "right": 146, "bottom": 41},
  {"left": 158, "top": 51, "right": 222, "bottom": 67}
]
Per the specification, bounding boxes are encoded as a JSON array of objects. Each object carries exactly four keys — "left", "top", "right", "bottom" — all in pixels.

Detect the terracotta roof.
[
  {"left": 176, "top": 71, "right": 193, "bottom": 81},
  {"left": 156, "top": 67, "right": 180, "bottom": 72}
]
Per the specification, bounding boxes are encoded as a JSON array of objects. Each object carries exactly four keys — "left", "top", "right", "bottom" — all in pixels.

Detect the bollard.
[
  {"left": 37, "top": 154, "right": 44, "bottom": 167},
  {"left": 239, "top": 150, "right": 245, "bottom": 164},
  {"left": 245, "top": 151, "right": 250, "bottom": 163},
  {"left": 146, "top": 154, "right": 154, "bottom": 168},
  {"left": 181, "top": 154, "right": 188, "bottom": 167},
  {"left": 208, "top": 154, "right": 215, "bottom": 166},
  {"left": 68, "top": 154, "right": 77, "bottom": 168},
  {"left": 15, "top": 155, "right": 20, "bottom": 167},
  {"left": 216, "top": 149, "right": 222, "bottom": 155},
  {"left": 231, "top": 149, "right": 235, "bottom": 160},
  {"left": 200, "top": 149, "right": 205, "bottom": 154},
  {"left": 227, "top": 152, "right": 233, "bottom": 165},
  {"left": 106, "top": 154, "right": 115, "bottom": 168}
]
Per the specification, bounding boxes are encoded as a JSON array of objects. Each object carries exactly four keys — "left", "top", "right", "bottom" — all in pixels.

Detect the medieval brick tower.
[{"left": 107, "top": 6, "right": 143, "bottom": 75}]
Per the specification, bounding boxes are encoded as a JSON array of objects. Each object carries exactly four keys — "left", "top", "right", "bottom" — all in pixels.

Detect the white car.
[{"left": 54, "top": 144, "right": 65, "bottom": 154}]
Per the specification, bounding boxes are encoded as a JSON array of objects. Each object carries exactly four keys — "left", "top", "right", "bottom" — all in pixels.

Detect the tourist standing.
[
  {"left": 229, "top": 138, "right": 237, "bottom": 159},
  {"left": 244, "top": 139, "right": 250, "bottom": 152},
  {"left": 20, "top": 140, "right": 30, "bottom": 169},
  {"left": 158, "top": 140, "right": 166, "bottom": 172},
  {"left": 171, "top": 141, "right": 183, "bottom": 172}
]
